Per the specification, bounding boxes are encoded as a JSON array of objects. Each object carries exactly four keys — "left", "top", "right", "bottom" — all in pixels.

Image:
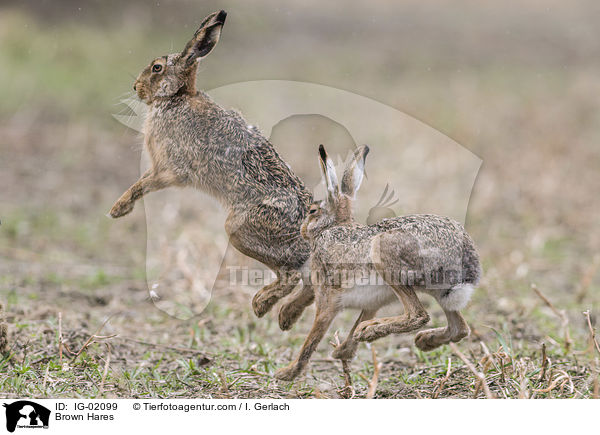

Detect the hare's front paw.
[
  {"left": 109, "top": 199, "right": 135, "bottom": 218},
  {"left": 274, "top": 364, "right": 301, "bottom": 381}
]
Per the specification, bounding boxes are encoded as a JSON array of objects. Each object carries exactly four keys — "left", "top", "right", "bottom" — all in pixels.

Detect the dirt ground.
[{"left": 1, "top": 0, "right": 599, "bottom": 398}]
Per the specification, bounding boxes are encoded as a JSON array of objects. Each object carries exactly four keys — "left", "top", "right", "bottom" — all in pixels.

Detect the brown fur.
[
  {"left": 109, "top": 11, "right": 314, "bottom": 321},
  {"left": 275, "top": 145, "right": 480, "bottom": 381}
]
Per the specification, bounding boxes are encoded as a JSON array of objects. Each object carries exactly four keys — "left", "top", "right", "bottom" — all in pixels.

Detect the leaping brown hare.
[
  {"left": 275, "top": 145, "right": 481, "bottom": 381},
  {"left": 109, "top": 10, "right": 314, "bottom": 325}
]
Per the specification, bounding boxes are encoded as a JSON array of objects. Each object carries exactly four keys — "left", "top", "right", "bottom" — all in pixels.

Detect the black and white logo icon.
[{"left": 3, "top": 401, "right": 50, "bottom": 433}]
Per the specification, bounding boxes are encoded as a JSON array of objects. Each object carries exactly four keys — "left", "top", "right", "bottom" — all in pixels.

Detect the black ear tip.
[
  {"left": 363, "top": 145, "right": 370, "bottom": 156},
  {"left": 318, "top": 144, "right": 327, "bottom": 160},
  {"left": 217, "top": 10, "right": 227, "bottom": 23}
]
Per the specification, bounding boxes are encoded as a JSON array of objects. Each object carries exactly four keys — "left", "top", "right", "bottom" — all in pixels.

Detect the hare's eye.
[
  {"left": 308, "top": 207, "right": 318, "bottom": 215},
  {"left": 152, "top": 64, "right": 163, "bottom": 73}
]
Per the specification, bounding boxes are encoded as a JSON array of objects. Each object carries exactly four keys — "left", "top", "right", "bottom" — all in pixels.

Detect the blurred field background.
[{"left": 1, "top": 0, "right": 599, "bottom": 398}]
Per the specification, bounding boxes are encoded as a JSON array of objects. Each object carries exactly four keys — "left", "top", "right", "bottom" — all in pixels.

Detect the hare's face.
[
  {"left": 133, "top": 10, "right": 226, "bottom": 104},
  {"left": 133, "top": 54, "right": 191, "bottom": 103},
  {"left": 301, "top": 201, "right": 335, "bottom": 240}
]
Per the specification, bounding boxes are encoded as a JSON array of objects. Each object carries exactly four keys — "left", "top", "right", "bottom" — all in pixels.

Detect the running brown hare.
[
  {"left": 275, "top": 145, "right": 481, "bottom": 381},
  {"left": 109, "top": 11, "right": 316, "bottom": 326}
]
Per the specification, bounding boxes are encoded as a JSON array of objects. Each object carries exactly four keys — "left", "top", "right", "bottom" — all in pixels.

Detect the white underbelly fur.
[
  {"left": 300, "top": 261, "right": 473, "bottom": 312},
  {"left": 340, "top": 284, "right": 398, "bottom": 310}
]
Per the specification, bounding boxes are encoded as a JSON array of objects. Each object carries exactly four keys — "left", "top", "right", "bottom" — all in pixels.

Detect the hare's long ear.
[
  {"left": 341, "top": 145, "right": 369, "bottom": 199},
  {"left": 318, "top": 144, "right": 339, "bottom": 203},
  {"left": 180, "top": 10, "right": 227, "bottom": 67}
]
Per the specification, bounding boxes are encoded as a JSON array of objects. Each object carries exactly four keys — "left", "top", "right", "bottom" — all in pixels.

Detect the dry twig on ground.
[
  {"left": 358, "top": 345, "right": 381, "bottom": 399},
  {"left": 450, "top": 342, "right": 494, "bottom": 399},
  {"left": 539, "top": 342, "right": 549, "bottom": 382},
  {"left": 70, "top": 317, "right": 117, "bottom": 362},
  {"left": 330, "top": 330, "right": 355, "bottom": 398},
  {"left": 117, "top": 336, "right": 211, "bottom": 361},
  {"left": 583, "top": 310, "right": 600, "bottom": 356},
  {"left": 532, "top": 284, "right": 573, "bottom": 353},
  {"left": 98, "top": 343, "right": 111, "bottom": 397},
  {"left": 339, "top": 360, "right": 354, "bottom": 399},
  {"left": 576, "top": 255, "right": 600, "bottom": 303},
  {"left": 432, "top": 357, "right": 452, "bottom": 399},
  {"left": 533, "top": 369, "right": 573, "bottom": 395},
  {"left": 0, "top": 302, "right": 8, "bottom": 354},
  {"left": 58, "top": 312, "right": 64, "bottom": 363}
]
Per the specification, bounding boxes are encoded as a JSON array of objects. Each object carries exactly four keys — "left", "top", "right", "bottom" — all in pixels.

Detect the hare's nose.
[{"left": 133, "top": 83, "right": 137, "bottom": 91}]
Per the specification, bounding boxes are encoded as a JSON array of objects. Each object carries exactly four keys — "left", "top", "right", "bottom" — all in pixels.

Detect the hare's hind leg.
[
  {"left": 331, "top": 309, "right": 377, "bottom": 360},
  {"left": 278, "top": 282, "right": 314, "bottom": 330},
  {"left": 251, "top": 270, "right": 301, "bottom": 318},
  {"left": 415, "top": 284, "right": 473, "bottom": 351},
  {"left": 354, "top": 233, "right": 430, "bottom": 342},
  {"left": 353, "top": 284, "right": 429, "bottom": 342},
  {"left": 275, "top": 291, "right": 339, "bottom": 381},
  {"left": 415, "top": 310, "right": 470, "bottom": 351},
  {"left": 226, "top": 211, "right": 304, "bottom": 318}
]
